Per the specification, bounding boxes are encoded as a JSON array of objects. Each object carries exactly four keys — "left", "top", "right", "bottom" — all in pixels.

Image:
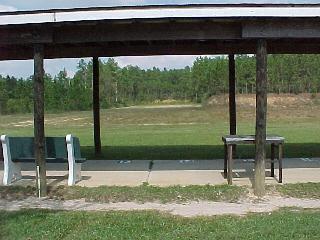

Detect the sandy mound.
[{"left": 206, "top": 93, "right": 318, "bottom": 108}]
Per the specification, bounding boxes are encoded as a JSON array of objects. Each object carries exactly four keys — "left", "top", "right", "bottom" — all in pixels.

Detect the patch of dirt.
[
  {"left": 153, "top": 99, "right": 188, "bottom": 105},
  {"left": 1, "top": 195, "right": 320, "bottom": 217},
  {"left": 206, "top": 93, "right": 319, "bottom": 108},
  {"left": 124, "top": 122, "right": 209, "bottom": 126}
]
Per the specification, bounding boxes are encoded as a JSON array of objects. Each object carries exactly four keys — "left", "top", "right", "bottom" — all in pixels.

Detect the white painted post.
[{"left": 66, "top": 134, "right": 81, "bottom": 186}]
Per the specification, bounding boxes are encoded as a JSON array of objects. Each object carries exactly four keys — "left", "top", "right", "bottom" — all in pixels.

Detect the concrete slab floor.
[
  {"left": 0, "top": 158, "right": 319, "bottom": 187},
  {"left": 5, "top": 171, "right": 150, "bottom": 187},
  {"left": 0, "top": 160, "right": 151, "bottom": 187}
]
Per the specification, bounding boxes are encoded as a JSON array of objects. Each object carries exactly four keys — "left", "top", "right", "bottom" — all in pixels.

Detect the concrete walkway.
[{"left": 0, "top": 158, "right": 320, "bottom": 187}]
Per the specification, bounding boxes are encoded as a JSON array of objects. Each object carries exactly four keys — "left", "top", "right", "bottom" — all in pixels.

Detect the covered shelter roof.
[
  {"left": 2, "top": 3, "right": 314, "bottom": 197},
  {"left": 1, "top": 4, "right": 320, "bottom": 25},
  {"left": 1, "top": 4, "right": 320, "bottom": 60}
]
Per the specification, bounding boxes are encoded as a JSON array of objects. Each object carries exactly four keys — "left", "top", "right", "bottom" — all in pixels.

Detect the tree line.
[{"left": 1, "top": 54, "right": 320, "bottom": 114}]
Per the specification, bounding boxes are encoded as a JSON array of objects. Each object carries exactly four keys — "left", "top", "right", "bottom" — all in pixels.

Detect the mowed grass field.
[
  {"left": 2, "top": 209, "right": 320, "bottom": 240},
  {"left": 1, "top": 94, "right": 320, "bottom": 159}
]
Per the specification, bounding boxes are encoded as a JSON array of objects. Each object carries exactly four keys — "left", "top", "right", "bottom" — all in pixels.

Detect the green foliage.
[
  {"left": 6, "top": 98, "right": 32, "bottom": 114},
  {"left": 2, "top": 54, "right": 320, "bottom": 114}
]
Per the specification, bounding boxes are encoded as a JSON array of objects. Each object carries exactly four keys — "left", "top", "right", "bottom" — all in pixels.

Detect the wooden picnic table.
[{"left": 222, "top": 135, "right": 285, "bottom": 185}]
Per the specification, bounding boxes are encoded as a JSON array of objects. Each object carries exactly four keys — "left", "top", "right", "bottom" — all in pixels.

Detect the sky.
[{"left": 0, "top": 0, "right": 317, "bottom": 78}]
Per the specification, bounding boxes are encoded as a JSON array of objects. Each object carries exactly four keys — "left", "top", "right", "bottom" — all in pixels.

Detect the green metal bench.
[{"left": 1, "top": 134, "right": 86, "bottom": 186}]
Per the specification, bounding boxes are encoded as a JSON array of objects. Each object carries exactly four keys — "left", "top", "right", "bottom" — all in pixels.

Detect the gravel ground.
[{"left": 2, "top": 195, "right": 320, "bottom": 217}]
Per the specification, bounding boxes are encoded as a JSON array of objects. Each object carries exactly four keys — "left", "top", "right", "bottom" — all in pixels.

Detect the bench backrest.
[
  {"left": 8, "top": 137, "right": 68, "bottom": 159},
  {"left": 45, "top": 137, "right": 68, "bottom": 159},
  {"left": 9, "top": 137, "right": 34, "bottom": 160},
  {"left": 73, "top": 137, "right": 82, "bottom": 159}
]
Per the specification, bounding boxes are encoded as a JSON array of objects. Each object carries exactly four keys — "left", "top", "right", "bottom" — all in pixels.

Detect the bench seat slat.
[
  {"left": 12, "top": 157, "right": 67, "bottom": 163},
  {"left": 75, "top": 158, "right": 86, "bottom": 163},
  {"left": 12, "top": 158, "right": 35, "bottom": 163},
  {"left": 12, "top": 157, "right": 86, "bottom": 163}
]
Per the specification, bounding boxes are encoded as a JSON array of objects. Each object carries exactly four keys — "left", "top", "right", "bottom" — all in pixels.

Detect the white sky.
[
  {"left": 0, "top": 56, "right": 204, "bottom": 78},
  {"left": 0, "top": 0, "right": 316, "bottom": 78}
]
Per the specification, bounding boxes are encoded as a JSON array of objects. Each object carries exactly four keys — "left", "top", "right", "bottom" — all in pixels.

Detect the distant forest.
[{"left": 1, "top": 54, "right": 320, "bottom": 114}]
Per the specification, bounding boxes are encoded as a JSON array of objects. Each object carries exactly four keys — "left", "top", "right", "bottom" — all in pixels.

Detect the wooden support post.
[
  {"left": 93, "top": 57, "right": 101, "bottom": 155},
  {"left": 228, "top": 54, "right": 236, "bottom": 136},
  {"left": 254, "top": 39, "right": 268, "bottom": 197},
  {"left": 33, "top": 44, "right": 47, "bottom": 197},
  {"left": 229, "top": 54, "right": 237, "bottom": 158}
]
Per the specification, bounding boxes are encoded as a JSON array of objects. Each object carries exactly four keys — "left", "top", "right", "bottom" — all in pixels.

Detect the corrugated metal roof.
[{"left": 0, "top": 4, "right": 320, "bottom": 26}]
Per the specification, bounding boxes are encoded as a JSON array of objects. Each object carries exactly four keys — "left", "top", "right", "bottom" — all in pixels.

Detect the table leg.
[
  {"left": 224, "top": 144, "right": 227, "bottom": 178},
  {"left": 271, "top": 143, "right": 275, "bottom": 177},
  {"left": 278, "top": 144, "right": 283, "bottom": 183},
  {"left": 227, "top": 144, "right": 233, "bottom": 185},
  {"left": 232, "top": 144, "right": 237, "bottom": 159}
]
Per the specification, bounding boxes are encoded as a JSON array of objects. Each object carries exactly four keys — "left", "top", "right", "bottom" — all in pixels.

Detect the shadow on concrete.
[
  {"left": 3, "top": 157, "right": 319, "bottom": 173},
  {"left": 81, "top": 143, "right": 320, "bottom": 161},
  {"left": 1, "top": 143, "right": 319, "bottom": 173},
  {"left": 225, "top": 166, "right": 282, "bottom": 186},
  {"left": 19, "top": 174, "right": 91, "bottom": 186}
]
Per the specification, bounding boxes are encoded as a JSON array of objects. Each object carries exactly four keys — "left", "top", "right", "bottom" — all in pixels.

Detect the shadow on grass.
[{"left": 82, "top": 143, "right": 320, "bottom": 160}]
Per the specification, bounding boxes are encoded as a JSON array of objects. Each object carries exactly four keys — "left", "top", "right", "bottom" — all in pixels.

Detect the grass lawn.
[
  {"left": 1, "top": 182, "right": 320, "bottom": 240},
  {"left": 1, "top": 209, "right": 320, "bottom": 240},
  {"left": 0, "top": 184, "right": 247, "bottom": 203},
  {"left": 1, "top": 95, "right": 320, "bottom": 160},
  {"left": 2, "top": 182, "right": 320, "bottom": 203},
  {"left": 275, "top": 183, "right": 320, "bottom": 199}
]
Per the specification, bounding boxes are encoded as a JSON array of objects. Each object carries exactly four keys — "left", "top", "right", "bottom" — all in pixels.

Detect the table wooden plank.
[{"left": 222, "top": 135, "right": 284, "bottom": 145}]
